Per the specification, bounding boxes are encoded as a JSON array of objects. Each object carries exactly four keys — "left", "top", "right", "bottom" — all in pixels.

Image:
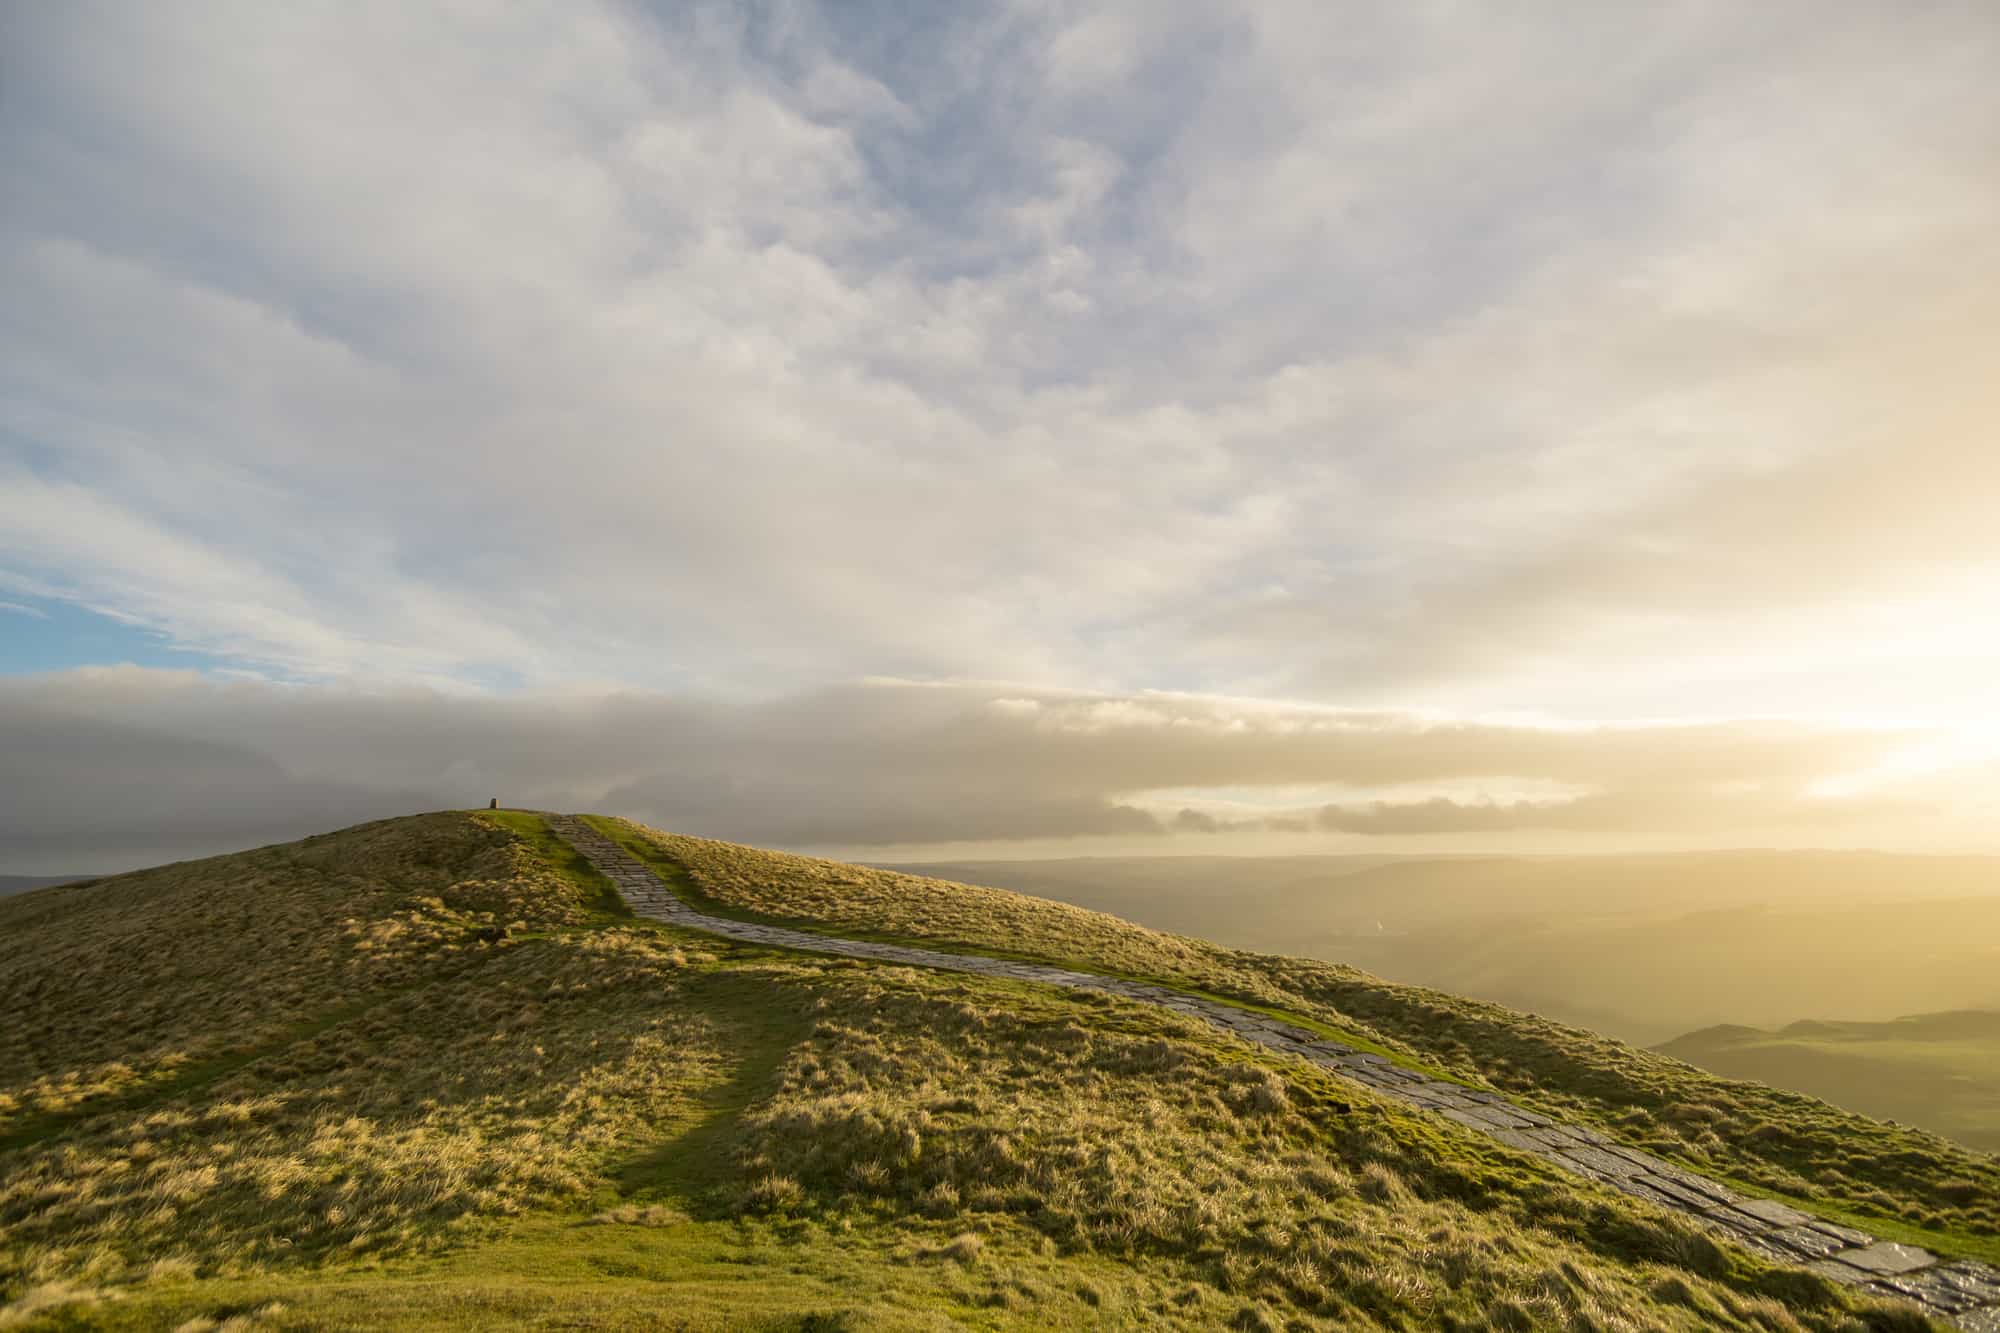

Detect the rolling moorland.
[
  {"left": 3, "top": 813, "right": 1999, "bottom": 1329},
  {"left": 893, "top": 853, "right": 2000, "bottom": 1148},
  {"left": 885, "top": 853, "right": 2000, "bottom": 1044},
  {"left": 1656, "top": 1016, "right": 2000, "bottom": 1156}
]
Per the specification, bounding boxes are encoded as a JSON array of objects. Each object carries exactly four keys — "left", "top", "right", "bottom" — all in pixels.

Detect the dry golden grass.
[
  {"left": 0, "top": 927, "right": 718, "bottom": 1290},
  {"left": 624, "top": 823, "right": 1238, "bottom": 983},
  {"left": 0, "top": 814, "right": 604, "bottom": 1132},
  {"left": 0, "top": 813, "right": 1967, "bottom": 1328},
  {"left": 719, "top": 962, "right": 1923, "bottom": 1330}
]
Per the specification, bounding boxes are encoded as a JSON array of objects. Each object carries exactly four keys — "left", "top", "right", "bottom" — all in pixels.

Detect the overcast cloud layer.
[
  {"left": 5, "top": 668, "right": 1993, "bottom": 874},
  {"left": 5, "top": 3, "right": 2000, "bottom": 866}
]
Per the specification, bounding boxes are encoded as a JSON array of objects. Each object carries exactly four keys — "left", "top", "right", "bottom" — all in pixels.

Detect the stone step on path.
[{"left": 545, "top": 815, "right": 2000, "bottom": 1330}]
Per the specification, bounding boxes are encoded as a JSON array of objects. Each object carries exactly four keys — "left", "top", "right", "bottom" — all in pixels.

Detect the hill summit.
[{"left": 3, "top": 810, "right": 1997, "bottom": 1329}]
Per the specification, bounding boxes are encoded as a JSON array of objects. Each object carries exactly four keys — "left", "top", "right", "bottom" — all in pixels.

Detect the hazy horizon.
[
  {"left": 6, "top": 3, "right": 2000, "bottom": 869},
  {"left": 20, "top": 829, "right": 2000, "bottom": 887}
]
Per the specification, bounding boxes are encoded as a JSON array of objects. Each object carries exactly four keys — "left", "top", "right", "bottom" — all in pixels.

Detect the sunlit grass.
[
  {"left": 0, "top": 813, "right": 594, "bottom": 1137},
  {"left": 0, "top": 811, "right": 1977, "bottom": 1328}
]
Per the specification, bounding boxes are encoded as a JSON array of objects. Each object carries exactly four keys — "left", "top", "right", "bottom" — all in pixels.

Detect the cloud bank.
[{"left": 6, "top": 668, "right": 1983, "bottom": 872}]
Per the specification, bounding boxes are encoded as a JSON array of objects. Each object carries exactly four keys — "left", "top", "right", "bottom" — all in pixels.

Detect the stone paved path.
[{"left": 546, "top": 815, "right": 2000, "bottom": 1329}]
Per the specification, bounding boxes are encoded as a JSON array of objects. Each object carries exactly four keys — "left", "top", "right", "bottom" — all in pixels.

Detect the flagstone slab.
[
  {"left": 1940, "top": 1265, "right": 2000, "bottom": 1303},
  {"left": 1734, "top": 1197, "right": 1813, "bottom": 1227},
  {"left": 1553, "top": 1145, "right": 1650, "bottom": 1177},
  {"left": 1803, "top": 1219, "right": 1877, "bottom": 1247},
  {"left": 1808, "top": 1259, "right": 1871, "bottom": 1286},
  {"left": 1763, "top": 1226, "right": 1849, "bottom": 1261},
  {"left": 1828, "top": 1242, "right": 1939, "bottom": 1277},
  {"left": 1632, "top": 1173, "right": 1733, "bottom": 1214}
]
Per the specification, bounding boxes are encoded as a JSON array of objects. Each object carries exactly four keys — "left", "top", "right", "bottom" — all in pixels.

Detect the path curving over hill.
[{"left": 547, "top": 815, "right": 2000, "bottom": 1330}]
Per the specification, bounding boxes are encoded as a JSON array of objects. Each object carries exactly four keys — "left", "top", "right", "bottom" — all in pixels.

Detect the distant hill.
[
  {"left": 1657, "top": 1011, "right": 2000, "bottom": 1153},
  {"left": 0, "top": 873, "right": 93, "bottom": 898},
  {"left": 2, "top": 814, "right": 1993, "bottom": 1328},
  {"left": 887, "top": 851, "right": 2000, "bottom": 1044}
]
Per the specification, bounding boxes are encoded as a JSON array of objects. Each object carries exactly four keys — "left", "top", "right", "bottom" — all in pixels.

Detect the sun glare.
[{"left": 1809, "top": 717, "right": 2000, "bottom": 799}]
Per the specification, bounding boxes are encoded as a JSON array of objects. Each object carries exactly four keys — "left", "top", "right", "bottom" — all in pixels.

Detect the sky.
[{"left": 4, "top": 2, "right": 2000, "bottom": 872}]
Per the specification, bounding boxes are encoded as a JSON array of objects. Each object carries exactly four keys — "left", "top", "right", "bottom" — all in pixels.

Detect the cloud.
[
  {"left": 2, "top": 667, "right": 1972, "bottom": 872},
  {"left": 1, "top": 2, "right": 1996, "bottom": 727},
  {"left": 0, "top": 710, "right": 432, "bottom": 868}
]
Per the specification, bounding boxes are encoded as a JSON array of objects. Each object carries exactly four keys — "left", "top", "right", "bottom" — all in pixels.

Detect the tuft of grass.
[
  {"left": 917, "top": 1232, "right": 984, "bottom": 1265},
  {"left": 0, "top": 1281, "right": 112, "bottom": 1327},
  {"left": 585, "top": 1204, "right": 686, "bottom": 1227}
]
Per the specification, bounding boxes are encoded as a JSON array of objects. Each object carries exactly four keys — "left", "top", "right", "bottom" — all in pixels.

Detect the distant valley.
[{"left": 1656, "top": 1010, "right": 2000, "bottom": 1153}]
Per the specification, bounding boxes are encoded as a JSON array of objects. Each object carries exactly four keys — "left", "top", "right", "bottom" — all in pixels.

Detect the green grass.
[
  {"left": 608, "top": 967, "right": 815, "bottom": 1207},
  {"left": 0, "top": 811, "right": 1972, "bottom": 1330},
  {"left": 1720, "top": 1175, "right": 2000, "bottom": 1269},
  {"left": 478, "top": 809, "right": 631, "bottom": 922},
  {"left": 46, "top": 1211, "right": 1180, "bottom": 1331}
]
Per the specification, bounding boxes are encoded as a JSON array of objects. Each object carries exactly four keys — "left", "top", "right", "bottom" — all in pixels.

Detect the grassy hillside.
[
  {"left": 0, "top": 812, "right": 1984, "bottom": 1328},
  {"left": 1658, "top": 1013, "right": 2000, "bottom": 1154},
  {"left": 625, "top": 822, "right": 2000, "bottom": 1249}
]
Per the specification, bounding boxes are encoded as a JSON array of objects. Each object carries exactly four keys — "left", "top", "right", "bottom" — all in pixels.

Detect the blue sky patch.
[{"left": 0, "top": 597, "right": 232, "bottom": 676}]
